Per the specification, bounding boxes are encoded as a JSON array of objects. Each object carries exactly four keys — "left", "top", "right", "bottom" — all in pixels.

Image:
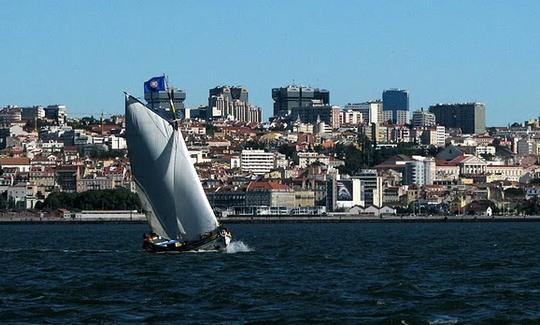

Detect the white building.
[
  {"left": 345, "top": 101, "right": 382, "bottom": 126},
  {"left": 0, "top": 157, "right": 31, "bottom": 172},
  {"left": 240, "top": 150, "right": 276, "bottom": 175},
  {"left": 188, "top": 150, "right": 210, "bottom": 164},
  {"left": 475, "top": 145, "right": 496, "bottom": 156},
  {"left": 297, "top": 152, "right": 330, "bottom": 168},
  {"left": 340, "top": 109, "right": 363, "bottom": 125},
  {"left": 106, "top": 135, "right": 127, "bottom": 150},
  {"left": 403, "top": 156, "right": 436, "bottom": 186}
]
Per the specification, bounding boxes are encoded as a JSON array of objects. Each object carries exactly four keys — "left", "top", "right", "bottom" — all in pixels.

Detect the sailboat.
[{"left": 125, "top": 91, "right": 232, "bottom": 253}]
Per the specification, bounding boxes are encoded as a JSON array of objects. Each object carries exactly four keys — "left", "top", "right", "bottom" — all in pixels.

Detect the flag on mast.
[{"left": 144, "top": 76, "right": 166, "bottom": 93}]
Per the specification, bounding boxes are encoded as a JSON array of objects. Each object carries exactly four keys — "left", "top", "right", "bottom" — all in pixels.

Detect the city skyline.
[{"left": 1, "top": 1, "right": 540, "bottom": 125}]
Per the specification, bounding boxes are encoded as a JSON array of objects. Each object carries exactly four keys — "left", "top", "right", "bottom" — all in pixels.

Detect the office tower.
[
  {"left": 382, "top": 89, "right": 409, "bottom": 124},
  {"left": 272, "top": 85, "right": 330, "bottom": 117},
  {"left": 209, "top": 86, "right": 248, "bottom": 111},
  {"left": 428, "top": 102, "right": 486, "bottom": 134}
]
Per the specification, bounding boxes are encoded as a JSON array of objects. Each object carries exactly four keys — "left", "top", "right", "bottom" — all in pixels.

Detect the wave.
[{"left": 226, "top": 241, "right": 253, "bottom": 254}]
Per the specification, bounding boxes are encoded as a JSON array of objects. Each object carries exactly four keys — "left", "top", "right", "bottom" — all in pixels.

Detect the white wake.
[{"left": 226, "top": 241, "right": 253, "bottom": 254}]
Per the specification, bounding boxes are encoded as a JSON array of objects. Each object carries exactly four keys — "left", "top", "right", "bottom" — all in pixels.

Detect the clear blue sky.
[{"left": 1, "top": 1, "right": 539, "bottom": 125}]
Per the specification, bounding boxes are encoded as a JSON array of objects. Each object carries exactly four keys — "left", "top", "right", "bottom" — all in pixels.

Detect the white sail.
[{"left": 125, "top": 94, "right": 219, "bottom": 241}]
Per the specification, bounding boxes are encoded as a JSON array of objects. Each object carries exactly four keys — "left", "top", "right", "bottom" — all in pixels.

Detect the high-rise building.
[
  {"left": 345, "top": 100, "right": 383, "bottom": 125},
  {"left": 412, "top": 109, "right": 436, "bottom": 128},
  {"left": 208, "top": 86, "right": 262, "bottom": 123},
  {"left": 382, "top": 89, "right": 409, "bottom": 124},
  {"left": 428, "top": 102, "right": 486, "bottom": 134},
  {"left": 209, "top": 86, "right": 248, "bottom": 105},
  {"left": 272, "top": 85, "right": 330, "bottom": 117}
]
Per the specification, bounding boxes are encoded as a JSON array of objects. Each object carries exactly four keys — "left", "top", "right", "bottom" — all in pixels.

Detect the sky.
[{"left": 1, "top": 1, "right": 539, "bottom": 125}]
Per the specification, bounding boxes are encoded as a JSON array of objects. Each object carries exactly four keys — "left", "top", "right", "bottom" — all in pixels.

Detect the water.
[{"left": 1, "top": 223, "right": 539, "bottom": 324}]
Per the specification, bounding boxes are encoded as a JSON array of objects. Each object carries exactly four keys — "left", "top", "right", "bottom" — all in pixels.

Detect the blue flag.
[{"left": 144, "top": 76, "right": 166, "bottom": 93}]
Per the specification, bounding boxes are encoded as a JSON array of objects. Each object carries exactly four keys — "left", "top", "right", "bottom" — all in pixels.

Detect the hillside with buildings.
[{"left": 2, "top": 82, "right": 540, "bottom": 219}]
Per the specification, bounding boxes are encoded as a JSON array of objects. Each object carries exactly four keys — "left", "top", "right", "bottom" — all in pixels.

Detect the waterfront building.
[
  {"left": 428, "top": 102, "right": 486, "bottom": 135},
  {"left": 272, "top": 85, "right": 330, "bottom": 117},
  {"left": 382, "top": 89, "right": 409, "bottom": 124},
  {"left": 245, "top": 181, "right": 296, "bottom": 208},
  {"left": 207, "top": 189, "right": 247, "bottom": 209},
  {"left": 357, "top": 169, "right": 383, "bottom": 207},
  {"left": 326, "top": 176, "right": 365, "bottom": 211}
]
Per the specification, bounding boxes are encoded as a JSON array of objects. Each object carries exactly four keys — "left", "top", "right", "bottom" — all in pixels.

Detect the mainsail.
[{"left": 125, "top": 94, "right": 219, "bottom": 241}]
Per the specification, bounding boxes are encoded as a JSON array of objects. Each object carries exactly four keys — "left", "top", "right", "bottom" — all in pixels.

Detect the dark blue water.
[{"left": 1, "top": 223, "right": 539, "bottom": 324}]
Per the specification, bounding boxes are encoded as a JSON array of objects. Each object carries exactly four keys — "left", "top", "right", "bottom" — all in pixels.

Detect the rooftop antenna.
[{"left": 100, "top": 110, "right": 104, "bottom": 135}]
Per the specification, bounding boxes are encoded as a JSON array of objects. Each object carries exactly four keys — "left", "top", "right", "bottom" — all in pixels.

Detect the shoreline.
[{"left": 1, "top": 215, "right": 540, "bottom": 224}]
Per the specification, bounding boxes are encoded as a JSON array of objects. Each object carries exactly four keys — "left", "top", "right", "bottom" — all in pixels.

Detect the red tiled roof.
[
  {"left": 0, "top": 157, "right": 30, "bottom": 165},
  {"left": 246, "top": 181, "right": 290, "bottom": 191}
]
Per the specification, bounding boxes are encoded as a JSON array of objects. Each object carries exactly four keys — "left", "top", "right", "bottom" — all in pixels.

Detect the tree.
[
  {"left": 504, "top": 188, "right": 525, "bottom": 201},
  {"left": 529, "top": 179, "right": 540, "bottom": 186},
  {"left": 243, "top": 140, "right": 266, "bottom": 150},
  {"left": 41, "top": 188, "right": 141, "bottom": 211},
  {"left": 205, "top": 124, "right": 217, "bottom": 136}
]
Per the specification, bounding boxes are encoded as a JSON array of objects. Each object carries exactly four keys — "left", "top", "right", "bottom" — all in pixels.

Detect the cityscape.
[
  {"left": 1, "top": 81, "right": 539, "bottom": 220},
  {"left": 2, "top": 2, "right": 540, "bottom": 323}
]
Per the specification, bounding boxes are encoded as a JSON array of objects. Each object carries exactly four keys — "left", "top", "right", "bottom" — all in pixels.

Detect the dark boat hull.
[{"left": 143, "top": 232, "right": 231, "bottom": 253}]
